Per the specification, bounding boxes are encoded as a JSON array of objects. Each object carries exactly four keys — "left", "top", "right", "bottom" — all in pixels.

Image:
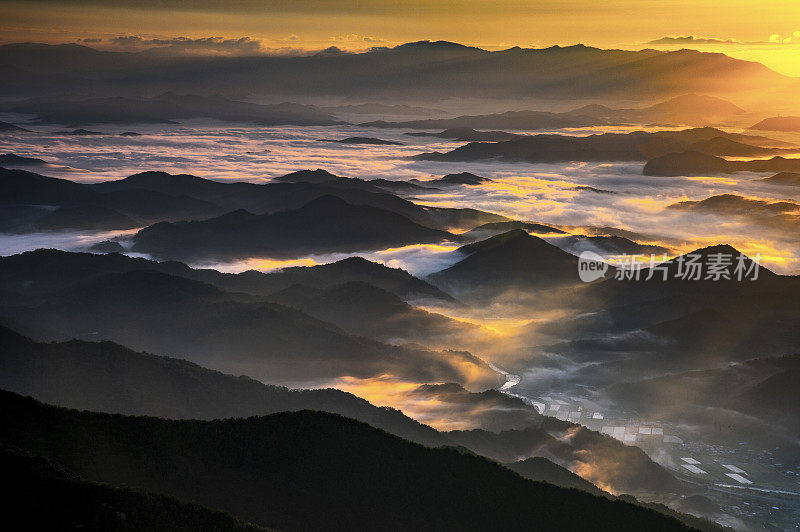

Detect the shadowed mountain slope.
[
  {"left": 131, "top": 195, "right": 454, "bottom": 261},
  {"left": 3, "top": 446, "right": 269, "bottom": 532},
  {"left": 429, "top": 230, "right": 604, "bottom": 297},
  {"left": 0, "top": 41, "right": 787, "bottom": 101},
  {"left": 416, "top": 127, "right": 790, "bottom": 164},
  {"left": 643, "top": 151, "right": 800, "bottom": 176},
  {"left": 4, "top": 93, "right": 340, "bottom": 126},
  {"left": 0, "top": 266, "right": 496, "bottom": 387},
  {"left": 0, "top": 326, "right": 448, "bottom": 447},
  {"left": 0, "top": 391, "right": 693, "bottom": 531}
]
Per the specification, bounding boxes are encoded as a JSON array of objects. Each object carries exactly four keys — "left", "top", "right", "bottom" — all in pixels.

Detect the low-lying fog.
[{"left": 2, "top": 118, "right": 799, "bottom": 274}]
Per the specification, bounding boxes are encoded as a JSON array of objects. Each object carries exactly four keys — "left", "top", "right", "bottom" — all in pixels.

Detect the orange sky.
[{"left": 2, "top": 0, "right": 800, "bottom": 75}]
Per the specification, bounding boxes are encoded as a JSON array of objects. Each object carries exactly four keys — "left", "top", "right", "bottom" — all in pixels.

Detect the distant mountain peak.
[
  {"left": 274, "top": 168, "right": 345, "bottom": 183},
  {"left": 391, "top": 40, "right": 482, "bottom": 53}
]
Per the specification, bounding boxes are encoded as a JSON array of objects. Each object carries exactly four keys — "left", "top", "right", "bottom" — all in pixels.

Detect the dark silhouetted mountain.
[
  {"left": 669, "top": 194, "right": 798, "bottom": 218},
  {"left": 607, "top": 352, "right": 800, "bottom": 444},
  {"left": 0, "top": 249, "right": 455, "bottom": 304},
  {"left": 0, "top": 166, "right": 93, "bottom": 205},
  {"left": 558, "top": 245, "right": 800, "bottom": 373},
  {"left": 6, "top": 93, "right": 340, "bottom": 126},
  {"left": 0, "top": 322, "right": 701, "bottom": 506},
  {"left": 272, "top": 168, "right": 347, "bottom": 183},
  {"left": 90, "top": 169, "right": 505, "bottom": 230},
  {"left": 31, "top": 205, "right": 139, "bottom": 231},
  {"left": 366, "top": 178, "right": 438, "bottom": 192},
  {"left": 131, "top": 195, "right": 454, "bottom": 261},
  {"left": 748, "top": 116, "right": 800, "bottom": 132},
  {"left": 507, "top": 457, "right": 606, "bottom": 496},
  {"left": 391, "top": 96, "right": 745, "bottom": 132},
  {"left": 0, "top": 262, "right": 492, "bottom": 386},
  {"left": 763, "top": 171, "right": 800, "bottom": 185},
  {"left": 408, "top": 382, "right": 543, "bottom": 431},
  {"left": 608, "top": 352, "right": 800, "bottom": 417},
  {"left": 666, "top": 194, "right": 798, "bottom": 234},
  {"left": 0, "top": 326, "right": 447, "bottom": 446},
  {"left": 0, "top": 167, "right": 199, "bottom": 231},
  {"left": 732, "top": 368, "right": 800, "bottom": 436},
  {"left": 6, "top": 166, "right": 496, "bottom": 232},
  {"left": 0, "top": 120, "right": 29, "bottom": 132},
  {"left": 567, "top": 94, "right": 745, "bottom": 126},
  {"left": 0, "top": 167, "right": 222, "bottom": 228},
  {"left": 2, "top": 446, "right": 267, "bottom": 532},
  {"left": 427, "top": 172, "right": 492, "bottom": 186},
  {"left": 643, "top": 151, "right": 800, "bottom": 176},
  {"left": 0, "top": 391, "right": 692, "bottom": 531},
  {"left": 318, "top": 136, "right": 403, "bottom": 145},
  {"left": 266, "top": 281, "right": 478, "bottom": 344},
  {"left": 0, "top": 153, "right": 47, "bottom": 166},
  {"left": 574, "top": 185, "right": 617, "bottom": 194},
  {"left": 90, "top": 169, "right": 233, "bottom": 198},
  {"left": 417, "top": 127, "right": 786, "bottom": 164},
  {"left": 87, "top": 240, "right": 126, "bottom": 253},
  {"left": 405, "top": 127, "right": 521, "bottom": 141},
  {"left": 446, "top": 423, "right": 682, "bottom": 496},
  {"left": 429, "top": 230, "right": 599, "bottom": 297},
  {"left": 54, "top": 128, "right": 105, "bottom": 135},
  {"left": 262, "top": 256, "right": 457, "bottom": 302},
  {"left": 363, "top": 110, "right": 606, "bottom": 130},
  {"left": 422, "top": 205, "right": 509, "bottom": 229},
  {"left": 683, "top": 136, "right": 793, "bottom": 157},
  {"left": 551, "top": 235, "right": 669, "bottom": 256},
  {"left": 0, "top": 321, "right": 693, "bottom": 500},
  {"left": 0, "top": 42, "right": 787, "bottom": 103},
  {"left": 462, "top": 221, "right": 566, "bottom": 241},
  {"left": 322, "top": 103, "right": 446, "bottom": 116}
]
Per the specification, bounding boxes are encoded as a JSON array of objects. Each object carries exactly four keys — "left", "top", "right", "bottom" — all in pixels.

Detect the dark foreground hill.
[
  {"left": 0, "top": 391, "right": 692, "bottom": 532},
  {"left": 3, "top": 446, "right": 268, "bottom": 532},
  {"left": 0, "top": 326, "right": 449, "bottom": 446},
  {"left": 0, "top": 325, "right": 692, "bottom": 498}
]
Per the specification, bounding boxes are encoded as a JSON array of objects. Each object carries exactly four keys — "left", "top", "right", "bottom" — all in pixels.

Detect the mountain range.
[
  {"left": 428, "top": 229, "right": 609, "bottom": 299},
  {"left": 0, "top": 251, "right": 497, "bottom": 387},
  {"left": 0, "top": 166, "right": 507, "bottom": 235},
  {"left": 417, "top": 127, "right": 791, "bottom": 164},
  {"left": 3, "top": 93, "right": 340, "bottom": 126},
  {"left": 0, "top": 41, "right": 789, "bottom": 102},
  {"left": 643, "top": 151, "right": 800, "bottom": 176},
  {"left": 0, "top": 390, "right": 698, "bottom": 531},
  {"left": 368, "top": 95, "right": 746, "bottom": 130},
  {"left": 748, "top": 116, "right": 800, "bottom": 132},
  {"left": 130, "top": 195, "right": 453, "bottom": 260},
  {"left": 1, "top": 323, "right": 730, "bottom": 514}
]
